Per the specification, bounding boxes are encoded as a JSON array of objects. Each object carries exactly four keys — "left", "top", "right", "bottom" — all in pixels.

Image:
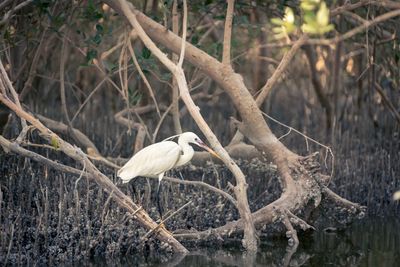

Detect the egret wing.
[{"left": 118, "top": 141, "right": 181, "bottom": 182}]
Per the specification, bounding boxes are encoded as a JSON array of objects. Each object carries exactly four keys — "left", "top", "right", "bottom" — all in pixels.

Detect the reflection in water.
[{"left": 89, "top": 217, "right": 399, "bottom": 266}]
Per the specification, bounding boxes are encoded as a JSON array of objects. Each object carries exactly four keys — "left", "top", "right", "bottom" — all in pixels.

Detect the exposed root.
[
  {"left": 280, "top": 210, "right": 299, "bottom": 248},
  {"left": 286, "top": 209, "right": 315, "bottom": 231},
  {"left": 322, "top": 187, "right": 366, "bottom": 216}
]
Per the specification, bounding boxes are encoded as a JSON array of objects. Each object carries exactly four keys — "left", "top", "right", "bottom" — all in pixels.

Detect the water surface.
[{"left": 92, "top": 217, "right": 399, "bottom": 267}]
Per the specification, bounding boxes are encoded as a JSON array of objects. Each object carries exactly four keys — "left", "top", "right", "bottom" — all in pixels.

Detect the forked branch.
[{"left": 108, "top": 0, "right": 258, "bottom": 251}]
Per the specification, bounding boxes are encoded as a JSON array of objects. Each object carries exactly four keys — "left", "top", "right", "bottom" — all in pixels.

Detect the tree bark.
[
  {"left": 103, "top": 0, "right": 364, "bottom": 250},
  {"left": 109, "top": 0, "right": 258, "bottom": 251}
]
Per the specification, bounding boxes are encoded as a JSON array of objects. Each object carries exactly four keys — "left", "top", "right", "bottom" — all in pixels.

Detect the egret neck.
[{"left": 175, "top": 136, "right": 195, "bottom": 167}]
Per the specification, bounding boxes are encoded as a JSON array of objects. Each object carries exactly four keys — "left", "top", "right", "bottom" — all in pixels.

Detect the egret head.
[{"left": 181, "top": 132, "right": 222, "bottom": 160}]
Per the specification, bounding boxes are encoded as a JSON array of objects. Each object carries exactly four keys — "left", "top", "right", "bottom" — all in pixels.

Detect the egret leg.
[
  {"left": 157, "top": 173, "right": 164, "bottom": 219},
  {"left": 178, "top": 172, "right": 185, "bottom": 190},
  {"left": 157, "top": 180, "right": 163, "bottom": 219},
  {"left": 156, "top": 175, "right": 172, "bottom": 235}
]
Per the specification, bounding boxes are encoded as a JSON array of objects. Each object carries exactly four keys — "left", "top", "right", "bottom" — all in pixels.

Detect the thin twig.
[
  {"left": 71, "top": 79, "right": 106, "bottom": 123},
  {"left": 307, "top": 9, "right": 400, "bottom": 46},
  {"left": 222, "top": 0, "right": 235, "bottom": 65},
  {"left": 0, "top": 60, "right": 27, "bottom": 128},
  {"left": 118, "top": 33, "right": 129, "bottom": 100},
  {"left": 261, "top": 111, "right": 335, "bottom": 177},
  {"left": 127, "top": 36, "right": 161, "bottom": 118},
  {"left": 59, "top": 31, "right": 79, "bottom": 144},
  {"left": 171, "top": 0, "right": 182, "bottom": 134},
  {"left": 20, "top": 28, "right": 48, "bottom": 101},
  {"left": 0, "top": 0, "right": 13, "bottom": 10},
  {"left": 152, "top": 104, "right": 174, "bottom": 143},
  {"left": 229, "top": 35, "right": 307, "bottom": 145},
  {"left": 15, "top": 125, "right": 33, "bottom": 144},
  {"left": 374, "top": 82, "right": 400, "bottom": 125},
  {"left": 0, "top": 0, "right": 34, "bottom": 26},
  {"left": 164, "top": 176, "right": 237, "bottom": 207},
  {"left": 140, "top": 200, "right": 192, "bottom": 242},
  {"left": 331, "top": 0, "right": 400, "bottom": 17},
  {"left": 255, "top": 35, "right": 307, "bottom": 106},
  {"left": 177, "top": 0, "right": 188, "bottom": 68}
]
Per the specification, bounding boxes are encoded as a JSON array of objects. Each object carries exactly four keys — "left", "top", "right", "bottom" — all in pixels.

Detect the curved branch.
[
  {"left": 171, "top": 0, "right": 182, "bottom": 134},
  {"left": 36, "top": 114, "right": 100, "bottom": 155},
  {"left": 127, "top": 35, "right": 161, "bottom": 118},
  {"left": 308, "top": 9, "right": 400, "bottom": 45},
  {"left": 163, "top": 176, "right": 237, "bottom": 207},
  {"left": 177, "top": 0, "right": 187, "bottom": 67},
  {"left": 111, "top": 0, "right": 258, "bottom": 251}
]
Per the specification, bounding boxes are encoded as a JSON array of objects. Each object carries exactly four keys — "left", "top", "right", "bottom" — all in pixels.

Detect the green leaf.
[
  {"left": 86, "top": 49, "right": 97, "bottom": 63},
  {"left": 320, "top": 24, "right": 334, "bottom": 34},
  {"left": 50, "top": 136, "right": 60, "bottom": 150},
  {"left": 301, "top": 23, "right": 319, "bottom": 34},
  {"left": 141, "top": 47, "right": 151, "bottom": 59},
  {"left": 271, "top": 18, "right": 284, "bottom": 26},
  {"left": 95, "top": 24, "right": 104, "bottom": 33},
  {"left": 92, "top": 33, "right": 102, "bottom": 45},
  {"left": 272, "top": 27, "right": 284, "bottom": 34},
  {"left": 34, "top": 0, "right": 51, "bottom": 14},
  {"left": 300, "top": 0, "right": 320, "bottom": 11},
  {"left": 82, "top": 0, "right": 104, "bottom": 21},
  {"left": 316, "top": 2, "right": 330, "bottom": 27},
  {"left": 284, "top": 7, "right": 295, "bottom": 24},
  {"left": 191, "top": 34, "right": 199, "bottom": 45},
  {"left": 303, "top": 11, "right": 316, "bottom": 24}
]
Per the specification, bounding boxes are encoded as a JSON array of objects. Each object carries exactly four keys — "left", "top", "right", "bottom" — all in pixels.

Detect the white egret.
[{"left": 117, "top": 132, "right": 221, "bottom": 218}]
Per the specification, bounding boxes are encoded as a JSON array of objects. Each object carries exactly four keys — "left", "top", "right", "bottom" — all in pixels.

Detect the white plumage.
[{"left": 117, "top": 132, "right": 220, "bottom": 184}]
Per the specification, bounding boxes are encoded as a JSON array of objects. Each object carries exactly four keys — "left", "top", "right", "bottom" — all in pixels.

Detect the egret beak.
[{"left": 198, "top": 142, "right": 222, "bottom": 160}]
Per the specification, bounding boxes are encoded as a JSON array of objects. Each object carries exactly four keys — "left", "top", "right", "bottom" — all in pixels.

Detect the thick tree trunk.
[{"left": 101, "top": 0, "right": 365, "bottom": 247}]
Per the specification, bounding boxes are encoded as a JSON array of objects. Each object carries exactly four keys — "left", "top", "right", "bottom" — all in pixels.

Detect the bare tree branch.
[
  {"left": 0, "top": 0, "right": 34, "bottom": 26},
  {"left": 111, "top": 0, "right": 258, "bottom": 251},
  {"left": 0, "top": 69, "right": 188, "bottom": 253},
  {"left": 171, "top": 0, "right": 182, "bottom": 134},
  {"left": 127, "top": 35, "right": 161, "bottom": 118},
  {"left": 222, "top": 0, "right": 235, "bottom": 65},
  {"left": 0, "top": 60, "right": 27, "bottom": 129},
  {"left": 163, "top": 176, "right": 237, "bottom": 207},
  {"left": 255, "top": 35, "right": 307, "bottom": 106},
  {"left": 308, "top": 9, "right": 400, "bottom": 45},
  {"left": 177, "top": 0, "right": 188, "bottom": 68},
  {"left": 303, "top": 45, "right": 333, "bottom": 129},
  {"left": 374, "top": 82, "right": 400, "bottom": 125}
]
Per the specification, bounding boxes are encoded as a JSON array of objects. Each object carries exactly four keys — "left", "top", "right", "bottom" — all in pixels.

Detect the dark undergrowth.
[
  {"left": 1, "top": 98, "right": 399, "bottom": 265},
  {"left": 0, "top": 126, "right": 399, "bottom": 265}
]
